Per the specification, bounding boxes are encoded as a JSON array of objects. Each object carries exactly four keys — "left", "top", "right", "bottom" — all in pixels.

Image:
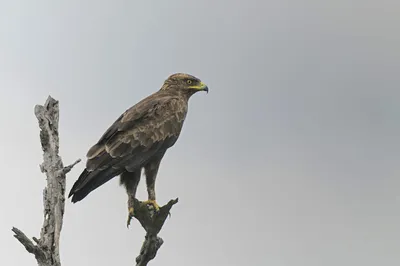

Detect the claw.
[
  {"left": 126, "top": 207, "right": 134, "bottom": 228},
  {"left": 142, "top": 199, "right": 160, "bottom": 211}
]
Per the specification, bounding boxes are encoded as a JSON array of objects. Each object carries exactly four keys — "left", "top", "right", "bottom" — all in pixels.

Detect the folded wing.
[{"left": 68, "top": 93, "right": 187, "bottom": 202}]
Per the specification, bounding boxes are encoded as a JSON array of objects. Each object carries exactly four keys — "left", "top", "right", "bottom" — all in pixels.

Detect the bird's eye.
[{"left": 187, "top": 80, "right": 192, "bottom": 84}]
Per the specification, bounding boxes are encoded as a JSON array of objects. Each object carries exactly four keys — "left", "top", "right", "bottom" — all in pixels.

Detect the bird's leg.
[
  {"left": 120, "top": 171, "right": 141, "bottom": 228},
  {"left": 142, "top": 180, "right": 160, "bottom": 211},
  {"left": 143, "top": 159, "right": 162, "bottom": 211},
  {"left": 127, "top": 196, "right": 136, "bottom": 226}
]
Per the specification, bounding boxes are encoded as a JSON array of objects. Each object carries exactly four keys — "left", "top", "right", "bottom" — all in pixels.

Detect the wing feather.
[{"left": 69, "top": 91, "right": 188, "bottom": 202}]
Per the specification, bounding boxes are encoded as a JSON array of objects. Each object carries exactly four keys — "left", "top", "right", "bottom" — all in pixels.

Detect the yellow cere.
[{"left": 188, "top": 81, "right": 207, "bottom": 90}]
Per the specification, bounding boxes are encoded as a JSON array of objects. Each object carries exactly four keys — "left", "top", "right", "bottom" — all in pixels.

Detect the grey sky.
[{"left": 1, "top": 0, "right": 399, "bottom": 265}]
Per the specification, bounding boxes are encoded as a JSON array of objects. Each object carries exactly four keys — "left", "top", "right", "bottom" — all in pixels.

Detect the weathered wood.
[
  {"left": 12, "top": 96, "right": 80, "bottom": 266},
  {"left": 132, "top": 198, "right": 179, "bottom": 266}
]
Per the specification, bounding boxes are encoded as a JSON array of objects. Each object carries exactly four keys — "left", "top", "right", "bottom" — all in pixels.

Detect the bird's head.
[{"left": 160, "top": 73, "right": 209, "bottom": 96}]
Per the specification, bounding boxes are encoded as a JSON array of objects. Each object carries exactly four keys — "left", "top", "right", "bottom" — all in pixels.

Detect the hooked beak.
[{"left": 189, "top": 82, "right": 209, "bottom": 93}]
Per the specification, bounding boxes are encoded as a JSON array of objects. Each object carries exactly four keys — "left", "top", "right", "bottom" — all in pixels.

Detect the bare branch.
[
  {"left": 12, "top": 96, "right": 79, "bottom": 266},
  {"left": 132, "top": 198, "right": 179, "bottom": 266},
  {"left": 12, "top": 227, "right": 47, "bottom": 263},
  {"left": 59, "top": 159, "right": 81, "bottom": 175}
]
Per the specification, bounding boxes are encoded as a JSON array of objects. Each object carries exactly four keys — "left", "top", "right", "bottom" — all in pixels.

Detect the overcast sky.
[{"left": 0, "top": 1, "right": 399, "bottom": 265}]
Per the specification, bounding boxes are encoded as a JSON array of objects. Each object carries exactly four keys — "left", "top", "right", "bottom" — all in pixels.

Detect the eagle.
[{"left": 68, "top": 73, "right": 208, "bottom": 226}]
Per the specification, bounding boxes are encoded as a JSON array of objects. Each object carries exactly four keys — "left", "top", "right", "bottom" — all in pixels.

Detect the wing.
[{"left": 68, "top": 92, "right": 187, "bottom": 202}]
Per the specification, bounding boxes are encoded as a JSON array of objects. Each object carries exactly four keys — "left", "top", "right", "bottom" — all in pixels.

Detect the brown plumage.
[{"left": 68, "top": 73, "right": 208, "bottom": 224}]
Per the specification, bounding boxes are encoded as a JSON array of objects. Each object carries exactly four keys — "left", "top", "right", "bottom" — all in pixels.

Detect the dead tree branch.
[
  {"left": 12, "top": 96, "right": 80, "bottom": 266},
  {"left": 132, "top": 198, "right": 179, "bottom": 266}
]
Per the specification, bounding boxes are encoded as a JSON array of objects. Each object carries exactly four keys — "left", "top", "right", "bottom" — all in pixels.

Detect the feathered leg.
[
  {"left": 143, "top": 157, "right": 163, "bottom": 211},
  {"left": 120, "top": 170, "right": 141, "bottom": 227}
]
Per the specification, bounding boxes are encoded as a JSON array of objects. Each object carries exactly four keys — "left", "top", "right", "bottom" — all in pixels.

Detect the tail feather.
[
  {"left": 68, "top": 168, "right": 121, "bottom": 203},
  {"left": 68, "top": 169, "right": 90, "bottom": 198}
]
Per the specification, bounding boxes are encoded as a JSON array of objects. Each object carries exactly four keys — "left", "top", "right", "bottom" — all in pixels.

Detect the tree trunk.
[{"left": 12, "top": 96, "right": 80, "bottom": 266}]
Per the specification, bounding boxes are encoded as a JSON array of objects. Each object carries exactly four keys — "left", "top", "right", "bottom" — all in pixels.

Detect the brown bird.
[{"left": 68, "top": 73, "right": 208, "bottom": 226}]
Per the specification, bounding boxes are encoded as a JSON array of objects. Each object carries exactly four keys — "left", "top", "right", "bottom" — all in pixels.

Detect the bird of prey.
[{"left": 68, "top": 73, "right": 208, "bottom": 226}]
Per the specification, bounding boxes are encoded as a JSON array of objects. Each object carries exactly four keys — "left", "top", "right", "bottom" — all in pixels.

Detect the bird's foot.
[
  {"left": 126, "top": 207, "right": 134, "bottom": 228},
  {"left": 142, "top": 199, "right": 160, "bottom": 211}
]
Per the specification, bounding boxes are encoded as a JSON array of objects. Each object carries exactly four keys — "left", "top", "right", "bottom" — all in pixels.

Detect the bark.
[{"left": 12, "top": 96, "right": 80, "bottom": 266}]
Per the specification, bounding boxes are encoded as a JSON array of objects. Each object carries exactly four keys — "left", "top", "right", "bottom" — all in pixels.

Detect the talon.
[
  {"left": 142, "top": 199, "right": 160, "bottom": 211},
  {"left": 126, "top": 207, "right": 134, "bottom": 228}
]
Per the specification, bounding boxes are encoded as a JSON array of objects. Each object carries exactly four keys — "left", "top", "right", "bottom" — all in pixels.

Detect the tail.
[{"left": 68, "top": 168, "right": 121, "bottom": 203}]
